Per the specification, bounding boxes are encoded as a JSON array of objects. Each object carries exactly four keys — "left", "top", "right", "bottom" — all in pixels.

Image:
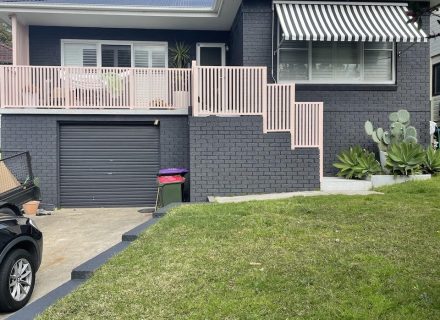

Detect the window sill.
[{"left": 295, "top": 84, "right": 398, "bottom": 91}]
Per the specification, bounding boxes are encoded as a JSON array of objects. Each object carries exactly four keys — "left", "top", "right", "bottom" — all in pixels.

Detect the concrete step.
[{"left": 321, "top": 177, "right": 372, "bottom": 192}]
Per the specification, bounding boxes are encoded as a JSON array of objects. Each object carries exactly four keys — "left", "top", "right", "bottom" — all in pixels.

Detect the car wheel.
[{"left": 0, "top": 249, "right": 35, "bottom": 312}]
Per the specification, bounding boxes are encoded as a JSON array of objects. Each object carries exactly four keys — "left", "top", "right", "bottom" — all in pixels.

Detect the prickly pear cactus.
[{"left": 364, "top": 109, "right": 418, "bottom": 152}]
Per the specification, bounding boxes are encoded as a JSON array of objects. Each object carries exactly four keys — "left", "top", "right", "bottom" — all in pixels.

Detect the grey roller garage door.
[{"left": 59, "top": 123, "right": 160, "bottom": 208}]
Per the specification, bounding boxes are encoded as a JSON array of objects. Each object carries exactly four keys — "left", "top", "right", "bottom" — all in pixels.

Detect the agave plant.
[
  {"left": 333, "top": 146, "right": 381, "bottom": 180},
  {"left": 423, "top": 147, "right": 440, "bottom": 174},
  {"left": 385, "top": 142, "right": 425, "bottom": 176}
]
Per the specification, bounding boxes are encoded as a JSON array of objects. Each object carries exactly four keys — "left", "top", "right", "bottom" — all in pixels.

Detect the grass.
[{"left": 39, "top": 179, "right": 440, "bottom": 320}]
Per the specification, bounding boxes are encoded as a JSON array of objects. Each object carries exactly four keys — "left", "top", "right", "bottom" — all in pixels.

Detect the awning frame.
[{"left": 273, "top": 1, "right": 428, "bottom": 43}]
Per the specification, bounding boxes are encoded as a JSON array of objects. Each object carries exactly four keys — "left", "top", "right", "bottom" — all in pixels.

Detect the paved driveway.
[{"left": 0, "top": 208, "right": 152, "bottom": 319}]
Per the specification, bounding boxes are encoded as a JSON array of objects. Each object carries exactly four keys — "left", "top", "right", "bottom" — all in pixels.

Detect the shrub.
[
  {"left": 385, "top": 142, "right": 424, "bottom": 175},
  {"left": 423, "top": 147, "right": 440, "bottom": 174},
  {"left": 333, "top": 146, "right": 381, "bottom": 179}
]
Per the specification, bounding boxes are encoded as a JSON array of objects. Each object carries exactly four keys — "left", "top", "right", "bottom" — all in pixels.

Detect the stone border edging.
[{"left": 7, "top": 203, "right": 183, "bottom": 320}]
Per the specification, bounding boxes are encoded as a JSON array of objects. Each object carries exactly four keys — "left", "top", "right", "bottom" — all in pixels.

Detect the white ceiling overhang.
[{"left": 0, "top": 0, "right": 242, "bottom": 31}]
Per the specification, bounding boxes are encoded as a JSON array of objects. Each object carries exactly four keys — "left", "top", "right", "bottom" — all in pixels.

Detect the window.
[
  {"left": 278, "top": 41, "right": 395, "bottom": 84},
  {"left": 196, "top": 43, "right": 226, "bottom": 66},
  {"left": 61, "top": 40, "right": 168, "bottom": 68},
  {"left": 433, "top": 63, "right": 440, "bottom": 97}
]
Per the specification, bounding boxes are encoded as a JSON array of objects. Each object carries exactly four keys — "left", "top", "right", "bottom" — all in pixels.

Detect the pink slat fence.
[
  {"left": 265, "top": 83, "right": 295, "bottom": 133},
  {"left": 0, "top": 66, "right": 192, "bottom": 109},
  {"left": 192, "top": 63, "right": 267, "bottom": 116},
  {"left": 291, "top": 102, "right": 324, "bottom": 180}
]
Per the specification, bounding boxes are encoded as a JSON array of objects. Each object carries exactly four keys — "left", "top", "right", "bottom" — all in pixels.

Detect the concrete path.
[
  {"left": 0, "top": 208, "right": 152, "bottom": 319},
  {"left": 210, "top": 190, "right": 383, "bottom": 203}
]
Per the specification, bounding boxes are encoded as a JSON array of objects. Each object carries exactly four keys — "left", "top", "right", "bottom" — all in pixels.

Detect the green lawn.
[{"left": 40, "top": 179, "right": 440, "bottom": 320}]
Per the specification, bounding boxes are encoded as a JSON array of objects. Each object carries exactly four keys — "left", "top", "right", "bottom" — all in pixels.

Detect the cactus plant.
[{"left": 364, "top": 109, "right": 418, "bottom": 152}]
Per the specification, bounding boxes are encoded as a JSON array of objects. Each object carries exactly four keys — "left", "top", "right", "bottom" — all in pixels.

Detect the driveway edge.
[{"left": 7, "top": 203, "right": 183, "bottom": 320}]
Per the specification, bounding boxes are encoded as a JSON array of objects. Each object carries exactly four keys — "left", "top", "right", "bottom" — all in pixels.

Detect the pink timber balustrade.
[{"left": 0, "top": 66, "right": 192, "bottom": 109}]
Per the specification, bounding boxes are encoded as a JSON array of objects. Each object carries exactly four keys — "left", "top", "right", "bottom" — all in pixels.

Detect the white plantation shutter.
[
  {"left": 134, "top": 45, "right": 150, "bottom": 68},
  {"left": 151, "top": 48, "right": 167, "bottom": 68},
  {"left": 134, "top": 44, "right": 167, "bottom": 68},
  {"left": 363, "top": 43, "right": 393, "bottom": 82},
  {"left": 63, "top": 43, "right": 97, "bottom": 67}
]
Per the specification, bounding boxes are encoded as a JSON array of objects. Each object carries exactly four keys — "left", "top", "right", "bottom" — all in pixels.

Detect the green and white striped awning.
[{"left": 275, "top": 1, "right": 428, "bottom": 42}]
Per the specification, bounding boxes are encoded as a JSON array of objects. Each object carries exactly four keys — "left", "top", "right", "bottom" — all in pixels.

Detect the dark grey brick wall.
[
  {"left": 241, "top": 0, "right": 431, "bottom": 174},
  {"left": 29, "top": 26, "right": 229, "bottom": 66},
  {"left": 242, "top": 0, "right": 274, "bottom": 81},
  {"left": 229, "top": 4, "right": 243, "bottom": 66},
  {"left": 189, "top": 116, "right": 320, "bottom": 202},
  {"left": 1, "top": 115, "right": 189, "bottom": 206}
]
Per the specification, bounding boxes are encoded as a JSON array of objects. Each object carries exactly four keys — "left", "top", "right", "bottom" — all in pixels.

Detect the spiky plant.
[
  {"left": 423, "top": 147, "right": 440, "bottom": 174},
  {"left": 169, "top": 42, "right": 191, "bottom": 68},
  {"left": 385, "top": 142, "right": 425, "bottom": 176},
  {"left": 333, "top": 146, "right": 381, "bottom": 180}
]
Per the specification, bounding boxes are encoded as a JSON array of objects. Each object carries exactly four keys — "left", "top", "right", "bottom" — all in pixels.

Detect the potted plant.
[
  {"left": 22, "top": 177, "right": 40, "bottom": 216},
  {"left": 169, "top": 42, "right": 191, "bottom": 108},
  {"left": 365, "top": 109, "right": 418, "bottom": 170}
]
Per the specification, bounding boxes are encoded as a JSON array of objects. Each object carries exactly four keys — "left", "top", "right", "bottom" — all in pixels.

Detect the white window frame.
[
  {"left": 61, "top": 39, "right": 169, "bottom": 68},
  {"left": 196, "top": 42, "right": 226, "bottom": 66},
  {"left": 277, "top": 41, "right": 396, "bottom": 85}
]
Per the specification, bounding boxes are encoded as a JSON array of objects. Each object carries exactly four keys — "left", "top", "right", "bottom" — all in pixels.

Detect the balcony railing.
[{"left": 0, "top": 66, "right": 192, "bottom": 109}]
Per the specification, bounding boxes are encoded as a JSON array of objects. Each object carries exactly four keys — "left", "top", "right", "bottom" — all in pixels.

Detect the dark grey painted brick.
[
  {"left": 189, "top": 116, "right": 320, "bottom": 202},
  {"left": 1, "top": 115, "right": 189, "bottom": 206},
  {"left": 241, "top": 0, "right": 431, "bottom": 174}
]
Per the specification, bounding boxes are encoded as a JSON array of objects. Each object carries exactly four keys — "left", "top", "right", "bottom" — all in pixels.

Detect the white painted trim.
[
  {"left": 61, "top": 39, "right": 168, "bottom": 68},
  {"left": 0, "top": 0, "right": 222, "bottom": 14},
  {"left": 196, "top": 42, "right": 226, "bottom": 66},
  {"left": 0, "top": 108, "right": 189, "bottom": 116},
  {"left": 273, "top": 1, "right": 407, "bottom": 7},
  {"left": 276, "top": 41, "right": 396, "bottom": 85}
]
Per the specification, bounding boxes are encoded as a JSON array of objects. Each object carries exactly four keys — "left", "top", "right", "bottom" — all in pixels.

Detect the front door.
[{"left": 197, "top": 43, "right": 226, "bottom": 66}]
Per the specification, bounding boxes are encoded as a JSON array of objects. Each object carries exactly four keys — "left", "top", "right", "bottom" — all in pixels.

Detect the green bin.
[{"left": 156, "top": 175, "right": 185, "bottom": 208}]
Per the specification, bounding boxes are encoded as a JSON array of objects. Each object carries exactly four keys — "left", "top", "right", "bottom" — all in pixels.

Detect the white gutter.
[{"left": 0, "top": 0, "right": 223, "bottom": 15}]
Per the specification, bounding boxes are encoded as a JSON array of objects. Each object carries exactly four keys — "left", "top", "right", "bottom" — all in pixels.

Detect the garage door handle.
[{"left": 107, "top": 172, "right": 113, "bottom": 175}]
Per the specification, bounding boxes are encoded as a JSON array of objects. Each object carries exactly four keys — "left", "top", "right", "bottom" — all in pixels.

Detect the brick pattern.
[
  {"left": 1, "top": 115, "right": 189, "bottom": 206},
  {"left": 189, "top": 116, "right": 320, "bottom": 202},
  {"left": 241, "top": 0, "right": 431, "bottom": 175}
]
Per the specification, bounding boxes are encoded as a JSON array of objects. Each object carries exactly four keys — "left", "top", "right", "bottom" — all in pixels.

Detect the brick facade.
[
  {"left": 189, "top": 116, "right": 320, "bottom": 202},
  {"left": 1, "top": 115, "right": 189, "bottom": 206},
  {"left": 0, "top": 0, "right": 431, "bottom": 205},
  {"left": 240, "top": 0, "right": 431, "bottom": 174}
]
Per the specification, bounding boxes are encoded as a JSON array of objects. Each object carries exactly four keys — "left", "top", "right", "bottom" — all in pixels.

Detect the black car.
[
  {"left": 0, "top": 151, "right": 42, "bottom": 311},
  {"left": 0, "top": 209, "right": 42, "bottom": 312}
]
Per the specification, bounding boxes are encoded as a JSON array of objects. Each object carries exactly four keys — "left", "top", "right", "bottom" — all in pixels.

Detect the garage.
[{"left": 59, "top": 123, "right": 160, "bottom": 208}]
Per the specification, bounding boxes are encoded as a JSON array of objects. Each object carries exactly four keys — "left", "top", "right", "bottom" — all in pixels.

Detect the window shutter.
[
  {"left": 63, "top": 43, "right": 97, "bottom": 67},
  {"left": 364, "top": 50, "right": 392, "bottom": 82},
  {"left": 134, "top": 44, "right": 167, "bottom": 68},
  {"left": 151, "top": 48, "right": 167, "bottom": 68}
]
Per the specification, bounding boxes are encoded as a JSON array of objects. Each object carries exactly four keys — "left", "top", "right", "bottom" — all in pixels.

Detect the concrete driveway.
[{"left": 0, "top": 207, "right": 152, "bottom": 319}]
